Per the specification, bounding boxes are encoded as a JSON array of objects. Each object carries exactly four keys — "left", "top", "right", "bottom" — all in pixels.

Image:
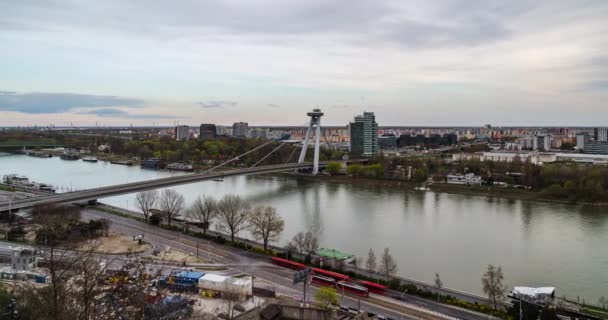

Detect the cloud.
[
  {"left": 267, "top": 104, "right": 280, "bottom": 108},
  {"left": 0, "top": 0, "right": 529, "bottom": 48},
  {"left": 0, "top": 91, "right": 144, "bottom": 114},
  {"left": 198, "top": 100, "right": 238, "bottom": 109},
  {"left": 78, "top": 108, "right": 175, "bottom": 119}
]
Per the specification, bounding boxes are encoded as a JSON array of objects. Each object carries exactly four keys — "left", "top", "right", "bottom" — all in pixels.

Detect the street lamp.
[{"left": 5, "top": 198, "right": 11, "bottom": 241}]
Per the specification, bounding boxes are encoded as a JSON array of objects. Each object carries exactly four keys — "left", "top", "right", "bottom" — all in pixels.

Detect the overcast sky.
[{"left": 1, "top": 0, "right": 607, "bottom": 126}]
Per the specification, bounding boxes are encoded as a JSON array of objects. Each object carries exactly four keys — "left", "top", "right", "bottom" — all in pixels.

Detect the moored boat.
[
  {"left": 82, "top": 156, "right": 98, "bottom": 162},
  {"left": 60, "top": 153, "right": 80, "bottom": 160}
]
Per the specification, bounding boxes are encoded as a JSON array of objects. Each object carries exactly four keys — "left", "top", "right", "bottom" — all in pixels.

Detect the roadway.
[
  {"left": 81, "top": 208, "right": 498, "bottom": 320},
  {"left": 0, "top": 162, "right": 322, "bottom": 212}
]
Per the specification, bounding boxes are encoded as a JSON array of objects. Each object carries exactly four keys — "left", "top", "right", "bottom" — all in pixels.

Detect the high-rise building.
[
  {"left": 232, "top": 122, "right": 249, "bottom": 138},
  {"left": 199, "top": 124, "right": 217, "bottom": 140},
  {"left": 576, "top": 134, "right": 589, "bottom": 150},
  {"left": 533, "top": 134, "right": 551, "bottom": 151},
  {"left": 594, "top": 128, "right": 608, "bottom": 142},
  {"left": 584, "top": 140, "right": 608, "bottom": 155},
  {"left": 349, "top": 112, "right": 378, "bottom": 157},
  {"left": 175, "top": 125, "right": 190, "bottom": 141}
]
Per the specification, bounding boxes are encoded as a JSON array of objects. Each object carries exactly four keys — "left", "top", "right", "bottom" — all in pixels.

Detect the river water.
[{"left": 1, "top": 153, "right": 607, "bottom": 302}]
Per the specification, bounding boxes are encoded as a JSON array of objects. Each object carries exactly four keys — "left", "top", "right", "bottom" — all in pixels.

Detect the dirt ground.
[
  {"left": 152, "top": 249, "right": 208, "bottom": 264},
  {"left": 78, "top": 234, "right": 151, "bottom": 254}
]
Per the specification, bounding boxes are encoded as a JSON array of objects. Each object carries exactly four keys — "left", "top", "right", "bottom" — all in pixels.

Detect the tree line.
[
  {"left": 136, "top": 190, "right": 285, "bottom": 250},
  {"left": 332, "top": 154, "right": 608, "bottom": 203}
]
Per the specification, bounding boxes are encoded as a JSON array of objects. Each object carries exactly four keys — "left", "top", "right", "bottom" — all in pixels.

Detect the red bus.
[
  {"left": 271, "top": 257, "right": 306, "bottom": 270},
  {"left": 312, "top": 268, "right": 349, "bottom": 282},
  {"left": 311, "top": 275, "right": 336, "bottom": 286},
  {"left": 356, "top": 280, "right": 386, "bottom": 294},
  {"left": 337, "top": 281, "right": 369, "bottom": 297}
]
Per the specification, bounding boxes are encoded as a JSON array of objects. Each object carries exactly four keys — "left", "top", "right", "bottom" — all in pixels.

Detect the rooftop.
[{"left": 317, "top": 248, "right": 353, "bottom": 260}]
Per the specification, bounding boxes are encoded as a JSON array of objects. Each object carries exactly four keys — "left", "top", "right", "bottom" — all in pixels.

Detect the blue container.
[{"left": 35, "top": 275, "right": 46, "bottom": 283}]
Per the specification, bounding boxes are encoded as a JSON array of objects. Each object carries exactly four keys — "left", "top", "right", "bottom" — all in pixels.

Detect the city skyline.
[{"left": 1, "top": 0, "right": 608, "bottom": 126}]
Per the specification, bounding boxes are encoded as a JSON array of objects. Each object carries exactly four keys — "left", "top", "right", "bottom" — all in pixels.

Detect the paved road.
[{"left": 82, "top": 208, "right": 497, "bottom": 320}]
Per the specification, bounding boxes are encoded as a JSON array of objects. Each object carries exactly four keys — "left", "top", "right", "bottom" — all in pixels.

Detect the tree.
[
  {"left": 366, "top": 248, "right": 377, "bottom": 272},
  {"left": 378, "top": 247, "right": 398, "bottom": 281},
  {"left": 288, "top": 231, "right": 319, "bottom": 262},
  {"left": 352, "top": 256, "right": 363, "bottom": 271},
  {"left": 346, "top": 164, "right": 363, "bottom": 177},
  {"left": 434, "top": 272, "right": 443, "bottom": 301},
  {"left": 326, "top": 161, "right": 342, "bottom": 176},
  {"left": 482, "top": 264, "right": 506, "bottom": 310},
  {"left": 159, "top": 189, "right": 184, "bottom": 226},
  {"left": 217, "top": 195, "right": 250, "bottom": 243},
  {"left": 315, "top": 287, "right": 338, "bottom": 308},
  {"left": 135, "top": 190, "right": 158, "bottom": 222},
  {"left": 248, "top": 206, "right": 284, "bottom": 251},
  {"left": 189, "top": 196, "right": 217, "bottom": 235}
]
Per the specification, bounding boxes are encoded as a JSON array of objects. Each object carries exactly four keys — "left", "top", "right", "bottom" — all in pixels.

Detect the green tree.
[
  {"left": 346, "top": 164, "right": 363, "bottom": 177},
  {"left": 326, "top": 161, "right": 342, "bottom": 176},
  {"left": 315, "top": 287, "right": 338, "bottom": 308},
  {"left": 413, "top": 168, "right": 428, "bottom": 183}
]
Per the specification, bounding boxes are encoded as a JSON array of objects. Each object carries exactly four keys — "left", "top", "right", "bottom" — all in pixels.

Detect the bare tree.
[
  {"left": 189, "top": 196, "right": 217, "bottom": 235},
  {"left": 482, "top": 264, "right": 506, "bottom": 310},
  {"left": 378, "top": 247, "right": 398, "bottom": 281},
  {"left": 159, "top": 189, "right": 185, "bottom": 226},
  {"left": 135, "top": 190, "right": 158, "bottom": 222},
  {"left": 248, "top": 206, "right": 284, "bottom": 251},
  {"left": 217, "top": 195, "right": 250, "bottom": 242},
  {"left": 366, "top": 248, "right": 377, "bottom": 272},
  {"left": 352, "top": 256, "right": 363, "bottom": 271},
  {"left": 434, "top": 272, "right": 443, "bottom": 301},
  {"left": 288, "top": 231, "right": 318, "bottom": 261}
]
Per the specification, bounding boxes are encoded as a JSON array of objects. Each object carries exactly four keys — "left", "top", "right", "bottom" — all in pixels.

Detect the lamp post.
[{"left": 6, "top": 198, "right": 11, "bottom": 241}]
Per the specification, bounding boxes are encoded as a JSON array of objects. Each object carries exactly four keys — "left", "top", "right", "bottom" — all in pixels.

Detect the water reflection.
[{"left": 0, "top": 154, "right": 607, "bottom": 301}]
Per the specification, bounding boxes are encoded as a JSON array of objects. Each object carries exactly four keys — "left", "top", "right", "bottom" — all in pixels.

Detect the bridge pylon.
[{"left": 298, "top": 108, "right": 324, "bottom": 175}]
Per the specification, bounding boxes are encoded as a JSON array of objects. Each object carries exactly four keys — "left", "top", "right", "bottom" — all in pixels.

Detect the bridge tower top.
[{"left": 298, "top": 108, "right": 323, "bottom": 175}]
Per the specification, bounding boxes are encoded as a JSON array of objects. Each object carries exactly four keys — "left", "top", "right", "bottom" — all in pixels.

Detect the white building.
[
  {"left": 175, "top": 125, "right": 190, "bottom": 141},
  {"left": 481, "top": 151, "right": 540, "bottom": 164},
  {"left": 533, "top": 135, "right": 551, "bottom": 151},
  {"left": 0, "top": 245, "right": 37, "bottom": 271},
  {"left": 232, "top": 122, "right": 249, "bottom": 137},
  {"left": 447, "top": 173, "right": 483, "bottom": 186},
  {"left": 576, "top": 134, "right": 588, "bottom": 149}
]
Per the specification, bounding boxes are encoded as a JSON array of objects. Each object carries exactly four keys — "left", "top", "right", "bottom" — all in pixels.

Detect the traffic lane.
[{"left": 83, "top": 209, "right": 454, "bottom": 320}]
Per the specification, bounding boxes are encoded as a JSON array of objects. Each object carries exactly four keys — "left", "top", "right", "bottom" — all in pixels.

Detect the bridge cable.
[
  {"left": 198, "top": 140, "right": 275, "bottom": 174},
  {"left": 285, "top": 144, "right": 301, "bottom": 164},
  {"left": 250, "top": 142, "right": 287, "bottom": 168}
]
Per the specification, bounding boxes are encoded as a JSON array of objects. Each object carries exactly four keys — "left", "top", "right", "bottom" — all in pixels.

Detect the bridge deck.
[{"left": 0, "top": 161, "right": 325, "bottom": 211}]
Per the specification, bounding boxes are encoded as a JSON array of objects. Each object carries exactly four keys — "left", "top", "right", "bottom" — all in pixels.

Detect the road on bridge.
[{"left": 0, "top": 161, "right": 325, "bottom": 212}]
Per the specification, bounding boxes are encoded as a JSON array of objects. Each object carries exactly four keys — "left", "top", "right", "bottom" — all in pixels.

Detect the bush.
[{"left": 326, "top": 161, "right": 342, "bottom": 176}]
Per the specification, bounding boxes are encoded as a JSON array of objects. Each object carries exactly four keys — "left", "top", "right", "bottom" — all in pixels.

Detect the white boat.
[
  {"left": 82, "top": 156, "right": 98, "bottom": 162},
  {"left": 414, "top": 186, "right": 430, "bottom": 191}
]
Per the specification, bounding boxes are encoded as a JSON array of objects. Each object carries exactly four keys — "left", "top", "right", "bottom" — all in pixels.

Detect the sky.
[{"left": 1, "top": 0, "right": 607, "bottom": 127}]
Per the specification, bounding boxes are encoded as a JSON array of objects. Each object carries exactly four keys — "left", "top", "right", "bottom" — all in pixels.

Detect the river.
[{"left": 1, "top": 153, "right": 606, "bottom": 303}]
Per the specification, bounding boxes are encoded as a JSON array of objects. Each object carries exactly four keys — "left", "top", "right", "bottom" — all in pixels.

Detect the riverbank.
[{"left": 290, "top": 173, "right": 608, "bottom": 207}]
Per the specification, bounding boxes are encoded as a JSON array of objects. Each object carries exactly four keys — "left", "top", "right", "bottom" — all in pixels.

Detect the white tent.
[{"left": 512, "top": 287, "right": 555, "bottom": 303}]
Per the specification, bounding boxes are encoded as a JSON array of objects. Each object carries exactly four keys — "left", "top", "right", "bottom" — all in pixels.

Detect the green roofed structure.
[{"left": 317, "top": 248, "right": 353, "bottom": 261}]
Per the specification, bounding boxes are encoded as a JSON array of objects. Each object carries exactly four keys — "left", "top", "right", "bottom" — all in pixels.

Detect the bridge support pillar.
[{"left": 298, "top": 109, "right": 324, "bottom": 175}]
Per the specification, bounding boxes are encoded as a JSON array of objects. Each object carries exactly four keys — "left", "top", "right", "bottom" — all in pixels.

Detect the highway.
[
  {"left": 0, "top": 162, "right": 322, "bottom": 212},
  {"left": 81, "top": 208, "right": 498, "bottom": 320}
]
